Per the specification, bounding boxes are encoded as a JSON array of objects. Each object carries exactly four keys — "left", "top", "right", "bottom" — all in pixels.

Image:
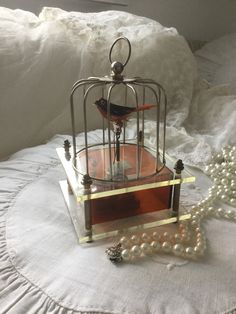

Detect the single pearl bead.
[
  {"left": 217, "top": 208, "right": 224, "bottom": 216},
  {"left": 152, "top": 231, "right": 160, "bottom": 241},
  {"left": 194, "top": 227, "right": 201, "bottom": 233},
  {"left": 130, "top": 235, "right": 140, "bottom": 245},
  {"left": 120, "top": 236, "right": 130, "bottom": 248},
  {"left": 230, "top": 198, "right": 236, "bottom": 206},
  {"left": 232, "top": 191, "right": 236, "bottom": 199},
  {"left": 179, "top": 223, "right": 188, "bottom": 230},
  {"left": 221, "top": 195, "right": 228, "bottom": 201},
  {"left": 224, "top": 188, "right": 230, "bottom": 194},
  {"left": 191, "top": 220, "right": 199, "bottom": 227},
  {"left": 162, "top": 231, "right": 170, "bottom": 241},
  {"left": 221, "top": 168, "right": 227, "bottom": 175},
  {"left": 207, "top": 207, "right": 214, "bottom": 215},
  {"left": 196, "top": 241, "right": 204, "bottom": 250},
  {"left": 140, "top": 242, "right": 151, "bottom": 254},
  {"left": 174, "top": 233, "right": 182, "bottom": 243},
  {"left": 181, "top": 232, "right": 190, "bottom": 242},
  {"left": 191, "top": 215, "right": 199, "bottom": 221},
  {"left": 209, "top": 169, "right": 215, "bottom": 175},
  {"left": 150, "top": 241, "right": 160, "bottom": 251},
  {"left": 131, "top": 245, "right": 141, "bottom": 257},
  {"left": 185, "top": 247, "right": 195, "bottom": 258},
  {"left": 226, "top": 172, "right": 233, "bottom": 180},
  {"left": 196, "top": 232, "right": 203, "bottom": 239},
  {"left": 173, "top": 243, "right": 184, "bottom": 256},
  {"left": 191, "top": 205, "right": 197, "bottom": 212},
  {"left": 208, "top": 192, "right": 213, "bottom": 198},
  {"left": 231, "top": 183, "right": 236, "bottom": 190},
  {"left": 141, "top": 233, "right": 150, "bottom": 243},
  {"left": 162, "top": 241, "right": 172, "bottom": 253},
  {"left": 226, "top": 210, "right": 234, "bottom": 218},
  {"left": 180, "top": 223, "right": 189, "bottom": 231},
  {"left": 121, "top": 249, "right": 131, "bottom": 261},
  {"left": 193, "top": 246, "right": 203, "bottom": 255}
]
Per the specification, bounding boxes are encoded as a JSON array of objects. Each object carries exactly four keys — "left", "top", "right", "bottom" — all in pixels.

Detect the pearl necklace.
[{"left": 106, "top": 145, "right": 236, "bottom": 263}]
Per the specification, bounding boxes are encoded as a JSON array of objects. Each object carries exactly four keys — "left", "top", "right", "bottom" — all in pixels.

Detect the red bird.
[{"left": 94, "top": 98, "right": 155, "bottom": 122}]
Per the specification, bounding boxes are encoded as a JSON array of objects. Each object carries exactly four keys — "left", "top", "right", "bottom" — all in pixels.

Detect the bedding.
[
  {"left": 0, "top": 130, "right": 236, "bottom": 314},
  {"left": 1, "top": 7, "right": 235, "bottom": 170},
  {"left": 195, "top": 33, "right": 236, "bottom": 94},
  {"left": 0, "top": 6, "right": 196, "bottom": 160},
  {"left": 0, "top": 6, "right": 236, "bottom": 313}
]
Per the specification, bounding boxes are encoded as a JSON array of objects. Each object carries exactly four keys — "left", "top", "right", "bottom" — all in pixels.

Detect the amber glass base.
[
  {"left": 89, "top": 184, "right": 172, "bottom": 224},
  {"left": 77, "top": 144, "right": 173, "bottom": 224},
  {"left": 57, "top": 142, "right": 195, "bottom": 243}
]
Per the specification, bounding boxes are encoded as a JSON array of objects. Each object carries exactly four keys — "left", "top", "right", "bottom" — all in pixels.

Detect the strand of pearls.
[
  {"left": 119, "top": 222, "right": 207, "bottom": 261},
  {"left": 107, "top": 146, "right": 236, "bottom": 263},
  {"left": 205, "top": 145, "right": 236, "bottom": 207}
]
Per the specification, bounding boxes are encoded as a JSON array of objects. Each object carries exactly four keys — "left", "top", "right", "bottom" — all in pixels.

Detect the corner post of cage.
[{"left": 172, "top": 159, "right": 184, "bottom": 220}]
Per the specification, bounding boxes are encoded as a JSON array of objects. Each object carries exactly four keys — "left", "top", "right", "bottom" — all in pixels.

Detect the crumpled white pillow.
[
  {"left": 0, "top": 6, "right": 197, "bottom": 159},
  {"left": 195, "top": 33, "right": 236, "bottom": 94}
]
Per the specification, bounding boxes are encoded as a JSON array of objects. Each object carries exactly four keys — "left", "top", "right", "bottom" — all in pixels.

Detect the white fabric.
[
  {"left": 0, "top": 132, "right": 236, "bottom": 314},
  {"left": 0, "top": 6, "right": 196, "bottom": 159},
  {"left": 182, "top": 81, "right": 236, "bottom": 166},
  {"left": 0, "top": 8, "right": 236, "bottom": 310},
  {"left": 0, "top": 6, "right": 236, "bottom": 169},
  {"left": 1, "top": 6, "right": 236, "bottom": 170},
  {"left": 195, "top": 33, "right": 236, "bottom": 94}
]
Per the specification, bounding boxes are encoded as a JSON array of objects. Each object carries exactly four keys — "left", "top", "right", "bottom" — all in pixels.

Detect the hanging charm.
[{"left": 105, "top": 243, "right": 123, "bottom": 263}]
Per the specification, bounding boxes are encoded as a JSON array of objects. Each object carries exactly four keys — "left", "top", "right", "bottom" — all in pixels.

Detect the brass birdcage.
[{"left": 57, "top": 37, "right": 195, "bottom": 243}]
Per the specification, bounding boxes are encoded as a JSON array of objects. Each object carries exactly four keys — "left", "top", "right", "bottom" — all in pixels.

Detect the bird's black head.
[{"left": 94, "top": 98, "right": 107, "bottom": 110}]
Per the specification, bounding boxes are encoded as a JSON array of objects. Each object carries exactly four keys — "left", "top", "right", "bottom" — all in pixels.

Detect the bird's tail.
[{"left": 136, "top": 104, "right": 157, "bottom": 112}]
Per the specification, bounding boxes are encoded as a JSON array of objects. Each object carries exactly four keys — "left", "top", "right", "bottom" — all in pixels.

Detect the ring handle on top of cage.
[{"left": 109, "top": 37, "right": 131, "bottom": 77}]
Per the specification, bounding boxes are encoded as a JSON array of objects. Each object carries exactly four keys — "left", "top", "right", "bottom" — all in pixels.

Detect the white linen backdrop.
[{"left": 0, "top": 6, "right": 235, "bottom": 166}]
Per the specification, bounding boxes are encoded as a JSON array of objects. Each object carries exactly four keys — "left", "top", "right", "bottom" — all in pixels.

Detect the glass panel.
[
  {"left": 57, "top": 145, "right": 195, "bottom": 202},
  {"left": 60, "top": 180, "right": 191, "bottom": 244}
]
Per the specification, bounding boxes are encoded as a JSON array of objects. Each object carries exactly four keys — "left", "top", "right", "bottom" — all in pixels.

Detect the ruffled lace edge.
[
  {"left": 0, "top": 155, "right": 123, "bottom": 314},
  {"left": 0, "top": 138, "right": 236, "bottom": 314}
]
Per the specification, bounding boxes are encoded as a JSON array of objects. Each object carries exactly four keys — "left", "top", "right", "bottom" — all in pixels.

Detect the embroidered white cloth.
[{"left": 0, "top": 132, "right": 236, "bottom": 314}]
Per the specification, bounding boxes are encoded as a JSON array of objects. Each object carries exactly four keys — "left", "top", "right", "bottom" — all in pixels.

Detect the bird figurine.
[{"left": 94, "top": 98, "right": 156, "bottom": 122}]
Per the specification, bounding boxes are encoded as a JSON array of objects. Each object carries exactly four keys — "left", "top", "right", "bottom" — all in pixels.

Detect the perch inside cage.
[{"left": 57, "top": 37, "right": 195, "bottom": 243}]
